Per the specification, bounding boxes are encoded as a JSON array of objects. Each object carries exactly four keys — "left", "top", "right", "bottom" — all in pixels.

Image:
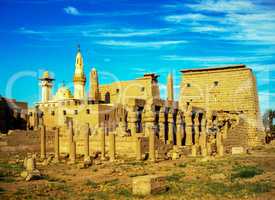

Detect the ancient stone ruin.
[{"left": 23, "top": 47, "right": 264, "bottom": 167}]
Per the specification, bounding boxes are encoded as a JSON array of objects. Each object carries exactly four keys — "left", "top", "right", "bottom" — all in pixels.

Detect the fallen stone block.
[{"left": 132, "top": 175, "right": 167, "bottom": 196}]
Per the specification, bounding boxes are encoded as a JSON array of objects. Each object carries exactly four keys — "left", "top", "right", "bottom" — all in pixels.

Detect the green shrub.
[
  {"left": 231, "top": 165, "right": 263, "bottom": 180},
  {"left": 166, "top": 172, "right": 185, "bottom": 182},
  {"left": 128, "top": 172, "right": 148, "bottom": 177},
  {"left": 178, "top": 163, "right": 187, "bottom": 168},
  {"left": 85, "top": 179, "right": 98, "bottom": 188},
  {"left": 102, "top": 178, "right": 119, "bottom": 186},
  {"left": 114, "top": 188, "right": 132, "bottom": 198},
  {"left": 86, "top": 191, "right": 109, "bottom": 200}
]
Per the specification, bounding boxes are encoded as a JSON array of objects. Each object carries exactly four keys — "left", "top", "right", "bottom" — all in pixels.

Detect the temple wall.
[
  {"left": 99, "top": 77, "right": 160, "bottom": 105},
  {"left": 180, "top": 65, "right": 264, "bottom": 147}
]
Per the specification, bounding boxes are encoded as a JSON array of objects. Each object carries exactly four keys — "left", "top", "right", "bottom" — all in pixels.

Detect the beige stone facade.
[{"left": 180, "top": 65, "right": 264, "bottom": 147}]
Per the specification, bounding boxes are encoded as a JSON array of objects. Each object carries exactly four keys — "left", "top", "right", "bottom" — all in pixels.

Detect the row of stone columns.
[{"left": 40, "top": 119, "right": 142, "bottom": 163}]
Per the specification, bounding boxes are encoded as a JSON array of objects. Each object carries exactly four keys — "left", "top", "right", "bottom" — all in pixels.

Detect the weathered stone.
[
  {"left": 132, "top": 175, "right": 166, "bottom": 196},
  {"left": 109, "top": 133, "right": 116, "bottom": 161},
  {"left": 201, "top": 146, "right": 208, "bottom": 157},
  {"left": 26, "top": 157, "right": 36, "bottom": 172},
  {"left": 136, "top": 137, "right": 142, "bottom": 161},
  {"left": 54, "top": 128, "right": 60, "bottom": 162},
  {"left": 232, "top": 146, "right": 244, "bottom": 155},
  {"left": 40, "top": 125, "right": 46, "bottom": 159},
  {"left": 210, "top": 173, "right": 226, "bottom": 181},
  {"left": 149, "top": 126, "right": 156, "bottom": 162},
  {"left": 83, "top": 123, "right": 90, "bottom": 161},
  {"left": 191, "top": 145, "right": 197, "bottom": 157},
  {"left": 99, "top": 126, "right": 106, "bottom": 160},
  {"left": 69, "top": 141, "right": 76, "bottom": 164}
]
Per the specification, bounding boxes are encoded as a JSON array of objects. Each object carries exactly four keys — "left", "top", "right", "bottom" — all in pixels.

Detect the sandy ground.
[{"left": 0, "top": 133, "right": 275, "bottom": 200}]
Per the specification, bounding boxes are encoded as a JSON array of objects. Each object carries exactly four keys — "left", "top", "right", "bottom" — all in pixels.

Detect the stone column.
[
  {"left": 216, "top": 131, "right": 224, "bottom": 156},
  {"left": 136, "top": 137, "right": 142, "bottom": 161},
  {"left": 70, "top": 141, "right": 76, "bottom": 164},
  {"left": 109, "top": 133, "right": 116, "bottom": 161},
  {"left": 54, "top": 127, "right": 60, "bottom": 162},
  {"left": 194, "top": 113, "right": 200, "bottom": 145},
  {"left": 223, "top": 121, "right": 229, "bottom": 139},
  {"left": 184, "top": 113, "right": 193, "bottom": 146},
  {"left": 34, "top": 107, "right": 39, "bottom": 131},
  {"left": 99, "top": 126, "right": 106, "bottom": 160},
  {"left": 167, "top": 111, "right": 174, "bottom": 144},
  {"left": 84, "top": 123, "right": 91, "bottom": 162},
  {"left": 149, "top": 125, "right": 156, "bottom": 162},
  {"left": 68, "top": 121, "right": 74, "bottom": 154},
  {"left": 40, "top": 125, "right": 46, "bottom": 159},
  {"left": 191, "top": 145, "right": 197, "bottom": 157},
  {"left": 144, "top": 110, "right": 155, "bottom": 137},
  {"left": 199, "top": 117, "right": 207, "bottom": 147},
  {"left": 176, "top": 112, "right": 182, "bottom": 146},
  {"left": 184, "top": 104, "right": 193, "bottom": 146},
  {"left": 158, "top": 107, "right": 166, "bottom": 142},
  {"left": 127, "top": 107, "right": 137, "bottom": 135},
  {"left": 26, "top": 157, "right": 36, "bottom": 172}
]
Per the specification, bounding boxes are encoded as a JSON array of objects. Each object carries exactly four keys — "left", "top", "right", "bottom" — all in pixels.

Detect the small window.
[
  {"left": 29, "top": 112, "right": 33, "bottom": 116},
  {"left": 63, "top": 110, "right": 66, "bottom": 115},
  {"left": 187, "top": 83, "right": 191, "bottom": 87},
  {"left": 51, "top": 111, "right": 55, "bottom": 116},
  {"left": 116, "top": 89, "right": 120, "bottom": 93},
  {"left": 141, "top": 87, "right": 145, "bottom": 92},
  {"left": 74, "top": 110, "right": 78, "bottom": 115},
  {"left": 214, "top": 81, "right": 219, "bottom": 86},
  {"left": 86, "top": 109, "right": 90, "bottom": 114}
]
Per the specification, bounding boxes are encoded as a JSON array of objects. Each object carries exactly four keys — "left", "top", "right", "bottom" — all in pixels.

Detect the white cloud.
[
  {"left": 164, "top": 13, "right": 215, "bottom": 23},
  {"left": 190, "top": 25, "right": 226, "bottom": 32},
  {"left": 84, "top": 28, "right": 173, "bottom": 38},
  {"left": 186, "top": 0, "right": 255, "bottom": 13},
  {"left": 64, "top": 6, "right": 80, "bottom": 16},
  {"left": 164, "top": 0, "right": 275, "bottom": 44},
  {"left": 221, "top": 12, "right": 275, "bottom": 43},
  {"left": 162, "top": 55, "right": 272, "bottom": 63},
  {"left": 97, "top": 40, "right": 187, "bottom": 48},
  {"left": 17, "top": 27, "right": 46, "bottom": 35}
]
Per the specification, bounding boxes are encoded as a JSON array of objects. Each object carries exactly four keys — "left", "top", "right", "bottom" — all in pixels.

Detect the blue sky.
[{"left": 0, "top": 0, "right": 274, "bottom": 114}]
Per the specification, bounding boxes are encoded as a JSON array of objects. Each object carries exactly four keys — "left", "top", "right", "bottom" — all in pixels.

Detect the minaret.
[
  {"left": 167, "top": 73, "right": 174, "bottom": 101},
  {"left": 39, "top": 71, "right": 54, "bottom": 102},
  {"left": 90, "top": 68, "right": 100, "bottom": 101},
  {"left": 73, "top": 45, "right": 86, "bottom": 99}
]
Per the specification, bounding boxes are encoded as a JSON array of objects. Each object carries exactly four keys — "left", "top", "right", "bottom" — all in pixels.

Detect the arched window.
[{"left": 105, "top": 92, "right": 110, "bottom": 103}]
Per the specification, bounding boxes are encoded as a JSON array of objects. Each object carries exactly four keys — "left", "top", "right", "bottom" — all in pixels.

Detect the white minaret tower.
[
  {"left": 73, "top": 45, "right": 86, "bottom": 99},
  {"left": 39, "top": 71, "right": 54, "bottom": 102}
]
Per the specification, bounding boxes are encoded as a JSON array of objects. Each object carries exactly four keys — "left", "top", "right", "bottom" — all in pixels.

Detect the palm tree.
[{"left": 263, "top": 109, "right": 275, "bottom": 143}]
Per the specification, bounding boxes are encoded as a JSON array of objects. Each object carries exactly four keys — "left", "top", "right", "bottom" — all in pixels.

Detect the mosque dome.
[{"left": 54, "top": 85, "right": 72, "bottom": 100}]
